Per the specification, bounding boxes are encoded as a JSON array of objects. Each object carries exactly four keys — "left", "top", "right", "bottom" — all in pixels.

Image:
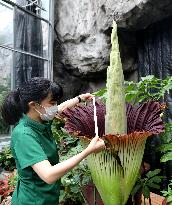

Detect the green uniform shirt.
[{"left": 11, "top": 115, "right": 61, "bottom": 205}]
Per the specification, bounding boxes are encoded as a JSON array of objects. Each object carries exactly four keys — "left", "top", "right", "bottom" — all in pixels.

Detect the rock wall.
[{"left": 53, "top": 0, "right": 172, "bottom": 99}]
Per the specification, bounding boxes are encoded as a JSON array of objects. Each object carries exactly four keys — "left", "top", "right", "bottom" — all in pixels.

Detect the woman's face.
[
  {"left": 28, "top": 92, "right": 58, "bottom": 122},
  {"left": 35, "top": 92, "right": 57, "bottom": 114},
  {"left": 32, "top": 93, "right": 57, "bottom": 118},
  {"left": 41, "top": 92, "right": 57, "bottom": 107}
]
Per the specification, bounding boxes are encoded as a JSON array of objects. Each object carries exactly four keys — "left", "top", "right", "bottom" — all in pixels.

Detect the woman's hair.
[{"left": 0, "top": 77, "right": 63, "bottom": 125}]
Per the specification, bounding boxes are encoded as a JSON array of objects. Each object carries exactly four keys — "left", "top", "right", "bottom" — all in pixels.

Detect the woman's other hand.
[{"left": 57, "top": 93, "right": 94, "bottom": 113}]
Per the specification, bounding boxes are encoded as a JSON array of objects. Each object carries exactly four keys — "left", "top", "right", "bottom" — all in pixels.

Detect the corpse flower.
[{"left": 62, "top": 22, "right": 164, "bottom": 205}]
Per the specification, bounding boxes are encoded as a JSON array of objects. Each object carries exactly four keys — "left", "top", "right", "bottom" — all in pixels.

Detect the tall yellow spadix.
[{"left": 105, "top": 21, "right": 127, "bottom": 135}]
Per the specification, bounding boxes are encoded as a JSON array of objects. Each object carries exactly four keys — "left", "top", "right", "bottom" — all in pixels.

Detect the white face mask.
[{"left": 35, "top": 104, "right": 58, "bottom": 121}]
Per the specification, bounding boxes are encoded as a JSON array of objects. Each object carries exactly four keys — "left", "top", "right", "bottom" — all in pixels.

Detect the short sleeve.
[{"left": 14, "top": 132, "right": 48, "bottom": 169}]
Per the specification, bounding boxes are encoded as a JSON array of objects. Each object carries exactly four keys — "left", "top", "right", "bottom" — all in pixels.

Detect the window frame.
[
  {"left": 0, "top": 0, "right": 54, "bottom": 89},
  {"left": 0, "top": 0, "right": 54, "bottom": 139}
]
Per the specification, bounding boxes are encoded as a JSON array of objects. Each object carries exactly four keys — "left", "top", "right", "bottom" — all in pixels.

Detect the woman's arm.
[
  {"left": 57, "top": 93, "right": 93, "bottom": 113},
  {"left": 32, "top": 135, "right": 105, "bottom": 184}
]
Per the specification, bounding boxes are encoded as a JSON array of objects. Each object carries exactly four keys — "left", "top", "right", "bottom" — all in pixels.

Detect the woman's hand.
[
  {"left": 78, "top": 93, "right": 93, "bottom": 102},
  {"left": 86, "top": 136, "right": 105, "bottom": 154}
]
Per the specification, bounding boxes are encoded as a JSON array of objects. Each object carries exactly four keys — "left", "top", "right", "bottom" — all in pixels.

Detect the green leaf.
[
  {"left": 143, "top": 186, "right": 150, "bottom": 199},
  {"left": 147, "top": 176, "right": 163, "bottom": 184},
  {"left": 159, "top": 143, "right": 172, "bottom": 153},
  {"left": 59, "top": 190, "right": 66, "bottom": 202},
  {"left": 125, "top": 93, "right": 137, "bottom": 103},
  {"left": 161, "top": 190, "right": 169, "bottom": 197},
  {"left": 141, "top": 75, "right": 155, "bottom": 81},
  {"left": 146, "top": 169, "right": 161, "bottom": 178},
  {"left": 167, "top": 195, "right": 172, "bottom": 203},
  {"left": 81, "top": 175, "right": 91, "bottom": 185},
  {"left": 70, "top": 185, "right": 80, "bottom": 193},
  {"left": 161, "top": 152, "right": 172, "bottom": 163},
  {"left": 92, "top": 88, "right": 107, "bottom": 97},
  {"left": 147, "top": 183, "right": 160, "bottom": 190}
]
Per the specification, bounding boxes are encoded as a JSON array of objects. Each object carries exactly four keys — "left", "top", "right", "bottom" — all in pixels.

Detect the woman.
[{"left": 1, "top": 77, "right": 105, "bottom": 205}]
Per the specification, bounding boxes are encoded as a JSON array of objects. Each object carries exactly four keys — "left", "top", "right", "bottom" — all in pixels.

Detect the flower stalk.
[{"left": 105, "top": 21, "right": 127, "bottom": 135}]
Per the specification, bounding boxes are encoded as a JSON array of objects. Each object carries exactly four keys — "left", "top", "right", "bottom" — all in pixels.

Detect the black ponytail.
[
  {"left": 1, "top": 89, "right": 23, "bottom": 125},
  {"left": 0, "top": 77, "right": 63, "bottom": 125}
]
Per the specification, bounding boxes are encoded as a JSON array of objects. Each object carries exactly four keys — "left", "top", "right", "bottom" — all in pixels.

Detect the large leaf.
[
  {"left": 159, "top": 143, "right": 172, "bottom": 153},
  {"left": 161, "top": 152, "right": 172, "bottom": 162},
  {"left": 146, "top": 169, "right": 161, "bottom": 178}
]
